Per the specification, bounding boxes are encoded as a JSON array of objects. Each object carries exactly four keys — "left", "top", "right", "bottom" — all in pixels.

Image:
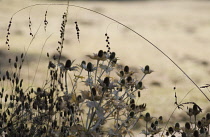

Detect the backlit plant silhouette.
[{"left": 0, "top": 2, "right": 209, "bottom": 137}]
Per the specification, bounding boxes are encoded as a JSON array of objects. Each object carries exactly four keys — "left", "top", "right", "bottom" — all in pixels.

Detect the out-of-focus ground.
[{"left": 0, "top": 0, "right": 210, "bottom": 135}]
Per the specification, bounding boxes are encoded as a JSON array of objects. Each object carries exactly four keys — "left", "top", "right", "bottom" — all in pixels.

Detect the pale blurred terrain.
[{"left": 0, "top": 0, "right": 210, "bottom": 133}]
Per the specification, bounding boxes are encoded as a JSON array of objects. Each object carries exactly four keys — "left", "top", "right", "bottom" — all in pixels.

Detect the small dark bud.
[
  {"left": 127, "top": 76, "right": 132, "bottom": 82},
  {"left": 168, "top": 127, "right": 174, "bottom": 134},
  {"left": 103, "top": 77, "right": 110, "bottom": 87},
  {"left": 193, "top": 130, "right": 199, "bottom": 137},
  {"left": 124, "top": 66, "right": 129, "bottom": 73},
  {"left": 91, "top": 88, "right": 96, "bottom": 96},
  {"left": 130, "top": 99, "right": 135, "bottom": 104},
  {"left": 138, "top": 91, "right": 141, "bottom": 97},
  {"left": 129, "top": 111, "right": 135, "bottom": 118},
  {"left": 185, "top": 122, "right": 190, "bottom": 130},
  {"left": 98, "top": 50, "right": 103, "bottom": 58},
  {"left": 110, "top": 52, "right": 115, "bottom": 60},
  {"left": 130, "top": 104, "right": 135, "bottom": 110},
  {"left": 65, "top": 60, "right": 71, "bottom": 69},
  {"left": 206, "top": 113, "right": 210, "bottom": 120},
  {"left": 175, "top": 122, "right": 180, "bottom": 129},
  {"left": 145, "top": 65, "right": 150, "bottom": 71},
  {"left": 120, "top": 71, "right": 124, "bottom": 77},
  {"left": 87, "top": 62, "right": 93, "bottom": 72}
]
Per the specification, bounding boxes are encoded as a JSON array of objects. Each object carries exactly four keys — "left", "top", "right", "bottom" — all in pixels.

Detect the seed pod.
[
  {"left": 21, "top": 53, "right": 24, "bottom": 58},
  {"left": 168, "top": 127, "right": 174, "bottom": 134},
  {"left": 77, "top": 95, "right": 82, "bottom": 102},
  {"left": 65, "top": 59, "right": 71, "bottom": 69},
  {"left": 200, "top": 127, "right": 205, "bottom": 134},
  {"left": 130, "top": 104, "right": 135, "bottom": 110},
  {"left": 98, "top": 50, "right": 104, "bottom": 58},
  {"left": 130, "top": 99, "right": 135, "bottom": 104},
  {"left": 193, "top": 130, "right": 199, "bottom": 137},
  {"left": 185, "top": 122, "right": 190, "bottom": 130},
  {"left": 154, "top": 120, "right": 158, "bottom": 126},
  {"left": 16, "top": 56, "right": 18, "bottom": 62},
  {"left": 206, "top": 113, "right": 210, "bottom": 121},
  {"left": 110, "top": 52, "right": 115, "bottom": 60},
  {"left": 145, "top": 65, "right": 150, "bottom": 72},
  {"left": 91, "top": 88, "right": 96, "bottom": 96},
  {"left": 175, "top": 123, "right": 180, "bottom": 131},
  {"left": 103, "top": 77, "right": 110, "bottom": 87},
  {"left": 127, "top": 76, "right": 132, "bottom": 83},
  {"left": 144, "top": 112, "right": 151, "bottom": 122},
  {"left": 87, "top": 62, "right": 93, "bottom": 72},
  {"left": 124, "top": 66, "right": 129, "bottom": 73},
  {"left": 16, "top": 77, "right": 19, "bottom": 85},
  {"left": 129, "top": 111, "right": 134, "bottom": 118},
  {"left": 138, "top": 91, "right": 141, "bottom": 97}
]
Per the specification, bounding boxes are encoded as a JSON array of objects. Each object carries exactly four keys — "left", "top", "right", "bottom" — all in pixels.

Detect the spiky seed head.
[
  {"left": 65, "top": 59, "right": 71, "bottom": 69},
  {"left": 193, "top": 130, "right": 199, "bottom": 137},
  {"left": 110, "top": 52, "right": 116, "bottom": 60},
  {"left": 129, "top": 111, "right": 135, "bottom": 118},
  {"left": 124, "top": 66, "right": 129, "bottom": 73},
  {"left": 91, "top": 88, "right": 96, "bottom": 96},
  {"left": 98, "top": 50, "right": 104, "bottom": 58},
  {"left": 120, "top": 71, "right": 124, "bottom": 77},
  {"left": 185, "top": 122, "right": 190, "bottom": 130},
  {"left": 104, "top": 77, "right": 110, "bottom": 87},
  {"left": 130, "top": 104, "right": 135, "bottom": 110},
  {"left": 145, "top": 65, "right": 149, "bottom": 71},
  {"left": 175, "top": 123, "right": 180, "bottom": 132},
  {"left": 127, "top": 76, "right": 132, "bottom": 83},
  {"left": 121, "top": 79, "right": 125, "bottom": 85},
  {"left": 168, "top": 127, "right": 174, "bottom": 134},
  {"left": 87, "top": 62, "right": 93, "bottom": 72},
  {"left": 144, "top": 112, "right": 151, "bottom": 122}
]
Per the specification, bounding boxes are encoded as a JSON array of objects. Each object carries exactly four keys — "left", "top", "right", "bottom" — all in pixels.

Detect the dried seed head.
[
  {"left": 65, "top": 59, "right": 71, "bottom": 69},
  {"left": 110, "top": 52, "right": 115, "bottom": 60},
  {"left": 130, "top": 104, "right": 135, "bottom": 110},
  {"left": 130, "top": 99, "right": 135, "bottom": 104},
  {"left": 98, "top": 50, "right": 104, "bottom": 58},
  {"left": 151, "top": 123, "right": 155, "bottom": 129},
  {"left": 121, "top": 79, "right": 125, "bottom": 85},
  {"left": 120, "top": 71, "right": 124, "bottom": 77},
  {"left": 87, "top": 62, "right": 93, "bottom": 72},
  {"left": 144, "top": 112, "right": 151, "bottom": 122},
  {"left": 206, "top": 113, "right": 210, "bottom": 120},
  {"left": 15, "top": 56, "right": 18, "bottom": 62},
  {"left": 193, "top": 130, "right": 199, "bottom": 137},
  {"left": 129, "top": 111, "right": 135, "bottom": 118},
  {"left": 145, "top": 65, "right": 149, "bottom": 72},
  {"left": 138, "top": 91, "right": 141, "bottom": 97},
  {"left": 175, "top": 123, "right": 180, "bottom": 130},
  {"left": 185, "top": 122, "right": 190, "bottom": 130},
  {"left": 168, "top": 127, "right": 174, "bottom": 134},
  {"left": 104, "top": 77, "right": 110, "bottom": 87},
  {"left": 200, "top": 127, "right": 205, "bottom": 134},
  {"left": 91, "top": 88, "right": 96, "bottom": 96},
  {"left": 124, "top": 66, "right": 129, "bottom": 73},
  {"left": 126, "top": 76, "right": 132, "bottom": 83}
]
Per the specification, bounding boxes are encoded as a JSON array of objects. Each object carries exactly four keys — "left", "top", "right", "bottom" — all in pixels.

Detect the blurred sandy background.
[{"left": 0, "top": 0, "right": 210, "bottom": 129}]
